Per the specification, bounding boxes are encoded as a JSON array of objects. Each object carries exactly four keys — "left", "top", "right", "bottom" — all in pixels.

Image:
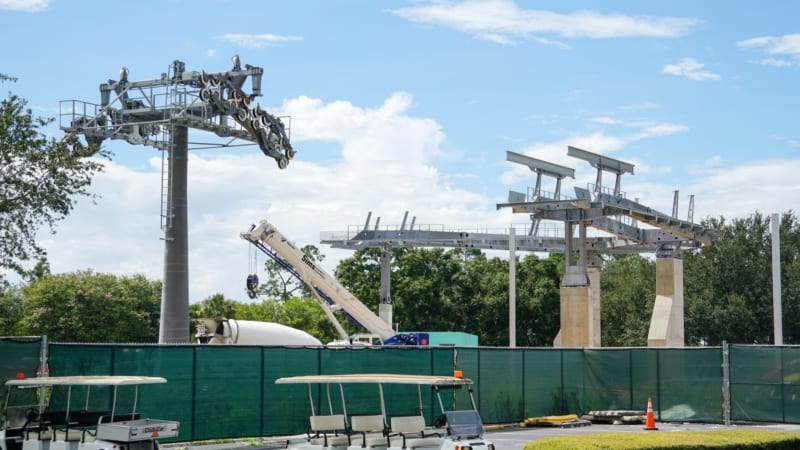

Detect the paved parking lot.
[{"left": 484, "top": 422, "right": 800, "bottom": 450}]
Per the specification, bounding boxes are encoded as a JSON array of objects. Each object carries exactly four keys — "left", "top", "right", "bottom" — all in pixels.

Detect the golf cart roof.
[
  {"left": 5, "top": 376, "right": 167, "bottom": 387},
  {"left": 275, "top": 373, "right": 472, "bottom": 386}
]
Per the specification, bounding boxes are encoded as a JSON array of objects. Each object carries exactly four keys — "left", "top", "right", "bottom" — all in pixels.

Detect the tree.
[
  {"left": 600, "top": 254, "right": 656, "bottom": 347},
  {"left": 515, "top": 253, "right": 562, "bottom": 346},
  {"left": 189, "top": 293, "right": 238, "bottom": 320},
  {"left": 685, "top": 212, "right": 800, "bottom": 345},
  {"left": 0, "top": 76, "right": 107, "bottom": 283},
  {"left": 456, "top": 252, "right": 510, "bottom": 346},
  {"left": 779, "top": 212, "right": 800, "bottom": 344},
  {"left": 392, "top": 248, "right": 466, "bottom": 332},
  {"left": 334, "top": 246, "right": 565, "bottom": 346},
  {"left": 257, "top": 245, "right": 324, "bottom": 301},
  {"left": 232, "top": 297, "right": 342, "bottom": 344},
  {"left": 334, "top": 247, "right": 384, "bottom": 311},
  {"left": 19, "top": 271, "right": 161, "bottom": 342},
  {"left": 0, "top": 284, "right": 25, "bottom": 336}
]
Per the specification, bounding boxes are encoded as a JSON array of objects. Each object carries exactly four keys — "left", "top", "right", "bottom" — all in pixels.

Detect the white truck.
[
  {"left": 1, "top": 376, "right": 179, "bottom": 450},
  {"left": 194, "top": 318, "right": 322, "bottom": 346},
  {"left": 240, "top": 219, "right": 429, "bottom": 346}
]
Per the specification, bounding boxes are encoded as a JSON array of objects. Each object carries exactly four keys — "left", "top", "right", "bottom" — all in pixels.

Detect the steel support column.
[{"left": 160, "top": 125, "right": 190, "bottom": 343}]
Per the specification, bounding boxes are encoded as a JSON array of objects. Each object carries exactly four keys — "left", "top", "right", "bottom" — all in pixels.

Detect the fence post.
[
  {"left": 722, "top": 341, "right": 731, "bottom": 425},
  {"left": 37, "top": 335, "right": 48, "bottom": 415}
]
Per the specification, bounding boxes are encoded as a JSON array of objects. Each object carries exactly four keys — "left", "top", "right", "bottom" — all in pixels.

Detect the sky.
[{"left": 1, "top": 0, "right": 798, "bottom": 304}]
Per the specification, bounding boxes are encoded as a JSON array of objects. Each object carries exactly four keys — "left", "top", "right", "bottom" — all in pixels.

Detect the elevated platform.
[
  {"left": 322, "top": 224, "right": 659, "bottom": 254},
  {"left": 497, "top": 188, "right": 716, "bottom": 248}
]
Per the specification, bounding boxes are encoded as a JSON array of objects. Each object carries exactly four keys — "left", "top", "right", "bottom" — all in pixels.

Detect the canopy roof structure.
[
  {"left": 275, "top": 373, "right": 472, "bottom": 386},
  {"left": 6, "top": 376, "right": 167, "bottom": 387}
]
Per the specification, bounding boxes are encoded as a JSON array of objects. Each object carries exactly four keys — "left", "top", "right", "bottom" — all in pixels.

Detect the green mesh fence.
[
  {"left": 0, "top": 337, "right": 42, "bottom": 385},
  {"left": 729, "top": 345, "right": 800, "bottom": 423},
  {"left": 561, "top": 349, "right": 586, "bottom": 416},
  {"left": 630, "top": 349, "right": 659, "bottom": 414},
  {"left": 584, "top": 349, "right": 633, "bottom": 411},
  {"left": 781, "top": 347, "right": 800, "bottom": 423},
  {"left": 476, "top": 348, "right": 524, "bottom": 423},
  {"left": 659, "top": 348, "right": 722, "bottom": 422},
  {"left": 3, "top": 341, "right": 798, "bottom": 442},
  {"left": 522, "top": 349, "right": 563, "bottom": 417}
]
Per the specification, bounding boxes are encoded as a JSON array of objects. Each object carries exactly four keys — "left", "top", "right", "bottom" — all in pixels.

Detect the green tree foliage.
[
  {"left": 189, "top": 293, "right": 238, "bottom": 320},
  {"left": 5, "top": 210, "right": 797, "bottom": 348},
  {"left": 685, "top": 212, "right": 800, "bottom": 345},
  {"left": 257, "top": 244, "right": 322, "bottom": 301},
  {"left": 516, "top": 253, "right": 563, "bottom": 346},
  {"left": 232, "top": 298, "right": 341, "bottom": 343},
  {"left": 600, "top": 254, "right": 656, "bottom": 347},
  {"left": 336, "top": 247, "right": 564, "bottom": 346},
  {"left": 333, "top": 247, "right": 384, "bottom": 311},
  {"left": 781, "top": 213, "right": 800, "bottom": 344},
  {"left": 18, "top": 271, "right": 160, "bottom": 342},
  {"left": 0, "top": 284, "right": 25, "bottom": 336},
  {"left": 392, "top": 248, "right": 466, "bottom": 332},
  {"left": 1, "top": 76, "right": 107, "bottom": 283}
]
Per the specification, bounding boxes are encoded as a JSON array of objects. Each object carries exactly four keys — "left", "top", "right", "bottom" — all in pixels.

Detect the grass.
[{"left": 523, "top": 430, "right": 800, "bottom": 449}]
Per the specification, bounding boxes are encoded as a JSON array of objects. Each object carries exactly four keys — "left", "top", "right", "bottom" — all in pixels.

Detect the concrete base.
[
  {"left": 587, "top": 267, "right": 601, "bottom": 347},
  {"left": 559, "top": 286, "right": 589, "bottom": 347},
  {"left": 379, "top": 304, "right": 393, "bottom": 328},
  {"left": 647, "top": 257, "right": 684, "bottom": 347},
  {"left": 554, "top": 266, "right": 601, "bottom": 348}
]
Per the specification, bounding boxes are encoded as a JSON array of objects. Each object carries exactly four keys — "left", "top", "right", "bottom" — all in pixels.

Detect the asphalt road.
[{"left": 485, "top": 422, "right": 800, "bottom": 450}]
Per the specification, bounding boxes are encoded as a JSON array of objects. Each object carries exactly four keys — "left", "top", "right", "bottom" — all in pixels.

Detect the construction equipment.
[
  {"left": 194, "top": 318, "right": 322, "bottom": 346},
  {"left": 1, "top": 375, "right": 179, "bottom": 450},
  {"left": 241, "top": 219, "right": 429, "bottom": 346},
  {"left": 275, "top": 373, "right": 495, "bottom": 450}
]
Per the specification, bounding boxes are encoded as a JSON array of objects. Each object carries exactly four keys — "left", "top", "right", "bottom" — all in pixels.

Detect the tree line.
[{"left": 1, "top": 211, "right": 798, "bottom": 346}]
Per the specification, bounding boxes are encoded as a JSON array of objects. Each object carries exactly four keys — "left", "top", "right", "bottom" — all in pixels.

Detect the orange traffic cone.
[{"left": 644, "top": 397, "right": 658, "bottom": 430}]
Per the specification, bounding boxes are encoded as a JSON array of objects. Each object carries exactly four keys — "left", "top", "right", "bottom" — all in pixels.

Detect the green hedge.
[{"left": 524, "top": 430, "right": 800, "bottom": 449}]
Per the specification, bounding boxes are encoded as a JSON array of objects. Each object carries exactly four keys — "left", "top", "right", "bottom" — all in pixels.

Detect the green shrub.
[{"left": 523, "top": 430, "right": 800, "bottom": 449}]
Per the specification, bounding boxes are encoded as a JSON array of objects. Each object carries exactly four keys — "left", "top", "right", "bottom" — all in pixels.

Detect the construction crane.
[{"left": 241, "top": 219, "right": 429, "bottom": 346}]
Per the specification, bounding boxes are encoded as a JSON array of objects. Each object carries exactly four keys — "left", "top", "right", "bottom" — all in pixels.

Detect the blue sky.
[{"left": 2, "top": 0, "right": 798, "bottom": 303}]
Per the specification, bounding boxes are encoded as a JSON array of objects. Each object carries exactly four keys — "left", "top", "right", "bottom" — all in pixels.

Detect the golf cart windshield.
[{"left": 445, "top": 410, "right": 484, "bottom": 439}]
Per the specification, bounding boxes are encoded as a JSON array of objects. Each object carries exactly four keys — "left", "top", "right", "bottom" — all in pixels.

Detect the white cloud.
[
  {"left": 662, "top": 58, "right": 720, "bottom": 81},
  {"left": 618, "top": 102, "right": 660, "bottom": 112},
  {"left": 689, "top": 159, "right": 800, "bottom": 219},
  {"left": 738, "top": 34, "right": 800, "bottom": 67},
  {"left": 216, "top": 33, "right": 303, "bottom": 49},
  {"left": 500, "top": 117, "right": 687, "bottom": 186},
  {"left": 738, "top": 33, "right": 800, "bottom": 58},
  {"left": 628, "top": 122, "right": 688, "bottom": 140},
  {"left": 592, "top": 116, "right": 619, "bottom": 125},
  {"left": 755, "top": 57, "right": 796, "bottom": 67},
  {"left": 389, "top": 0, "right": 700, "bottom": 45},
  {"left": 33, "top": 93, "right": 512, "bottom": 304},
  {"left": 0, "top": 0, "right": 49, "bottom": 11},
  {"left": 206, "top": 49, "right": 217, "bottom": 57},
  {"left": 499, "top": 132, "right": 626, "bottom": 186}
]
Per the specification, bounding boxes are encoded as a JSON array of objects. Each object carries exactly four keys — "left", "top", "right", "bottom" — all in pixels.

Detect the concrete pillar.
[
  {"left": 378, "top": 247, "right": 393, "bottom": 327},
  {"left": 647, "top": 255, "right": 684, "bottom": 347},
  {"left": 556, "top": 223, "right": 599, "bottom": 347},
  {"left": 559, "top": 283, "right": 591, "bottom": 347},
  {"left": 587, "top": 265, "right": 602, "bottom": 347},
  {"left": 557, "top": 265, "right": 600, "bottom": 348}
]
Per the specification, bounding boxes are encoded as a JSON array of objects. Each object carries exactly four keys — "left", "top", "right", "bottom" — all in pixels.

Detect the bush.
[{"left": 523, "top": 430, "right": 800, "bottom": 449}]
